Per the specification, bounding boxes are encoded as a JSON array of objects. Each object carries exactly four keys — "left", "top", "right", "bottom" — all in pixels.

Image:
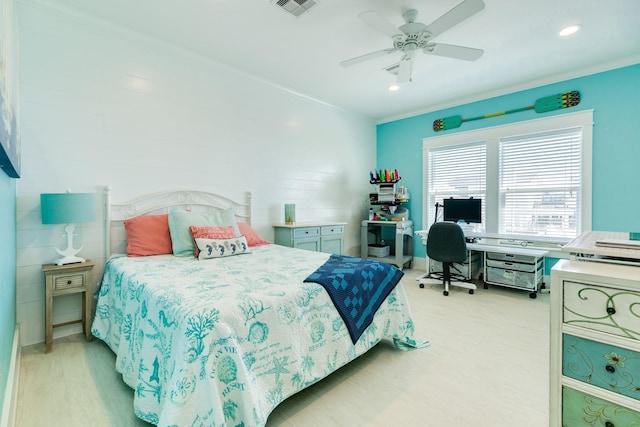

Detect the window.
[
  {"left": 427, "top": 142, "right": 486, "bottom": 232},
  {"left": 499, "top": 128, "right": 582, "bottom": 238},
  {"left": 423, "top": 110, "right": 593, "bottom": 242}
]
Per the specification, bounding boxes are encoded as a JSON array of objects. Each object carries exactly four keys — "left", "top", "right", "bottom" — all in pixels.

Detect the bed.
[{"left": 92, "top": 188, "right": 427, "bottom": 426}]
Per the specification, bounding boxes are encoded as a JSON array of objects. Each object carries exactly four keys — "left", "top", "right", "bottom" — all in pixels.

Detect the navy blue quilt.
[{"left": 304, "top": 254, "right": 404, "bottom": 344}]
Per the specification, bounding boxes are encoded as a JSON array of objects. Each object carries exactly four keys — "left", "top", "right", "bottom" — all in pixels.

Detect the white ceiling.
[{"left": 49, "top": 0, "right": 640, "bottom": 122}]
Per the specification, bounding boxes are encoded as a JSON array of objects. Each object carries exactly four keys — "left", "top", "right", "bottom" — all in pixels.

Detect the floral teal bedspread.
[{"left": 92, "top": 244, "right": 427, "bottom": 427}]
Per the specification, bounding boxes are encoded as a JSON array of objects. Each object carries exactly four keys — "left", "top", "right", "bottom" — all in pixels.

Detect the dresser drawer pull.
[
  {"left": 54, "top": 274, "right": 84, "bottom": 290},
  {"left": 605, "top": 422, "right": 615, "bottom": 427},
  {"left": 605, "top": 365, "right": 616, "bottom": 373},
  {"left": 606, "top": 307, "right": 616, "bottom": 315}
]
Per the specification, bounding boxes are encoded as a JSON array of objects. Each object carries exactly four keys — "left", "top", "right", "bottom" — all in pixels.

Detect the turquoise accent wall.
[
  {"left": 378, "top": 63, "right": 640, "bottom": 259},
  {"left": 0, "top": 171, "right": 16, "bottom": 415}
]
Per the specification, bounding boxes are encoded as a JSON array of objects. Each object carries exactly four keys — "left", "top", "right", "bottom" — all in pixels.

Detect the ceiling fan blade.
[
  {"left": 358, "top": 10, "right": 403, "bottom": 38},
  {"left": 424, "top": 0, "right": 485, "bottom": 39},
  {"left": 340, "top": 48, "right": 396, "bottom": 67},
  {"left": 396, "top": 57, "right": 412, "bottom": 83},
  {"left": 424, "top": 43, "right": 483, "bottom": 61}
]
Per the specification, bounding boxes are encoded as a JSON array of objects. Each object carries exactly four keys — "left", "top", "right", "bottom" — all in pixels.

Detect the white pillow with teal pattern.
[{"left": 194, "top": 235, "right": 250, "bottom": 259}]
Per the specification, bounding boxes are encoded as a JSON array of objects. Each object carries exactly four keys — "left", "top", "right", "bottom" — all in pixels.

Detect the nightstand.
[{"left": 42, "top": 261, "right": 95, "bottom": 353}]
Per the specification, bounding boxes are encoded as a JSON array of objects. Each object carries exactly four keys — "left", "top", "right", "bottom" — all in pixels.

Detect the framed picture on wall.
[{"left": 0, "top": 0, "right": 20, "bottom": 179}]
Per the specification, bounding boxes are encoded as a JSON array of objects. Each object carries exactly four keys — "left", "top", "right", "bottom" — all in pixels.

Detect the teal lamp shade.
[
  {"left": 41, "top": 193, "right": 96, "bottom": 224},
  {"left": 41, "top": 193, "right": 96, "bottom": 265}
]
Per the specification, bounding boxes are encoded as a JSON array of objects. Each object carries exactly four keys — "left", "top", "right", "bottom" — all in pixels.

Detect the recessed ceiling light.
[
  {"left": 559, "top": 24, "right": 582, "bottom": 37},
  {"left": 388, "top": 84, "right": 400, "bottom": 92}
]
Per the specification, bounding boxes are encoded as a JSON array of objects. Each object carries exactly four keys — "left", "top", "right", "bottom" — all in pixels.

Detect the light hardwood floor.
[{"left": 16, "top": 269, "right": 550, "bottom": 426}]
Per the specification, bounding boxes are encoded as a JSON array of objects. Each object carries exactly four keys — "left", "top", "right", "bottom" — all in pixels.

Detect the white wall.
[{"left": 15, "top": 1, "right": 376, "bottom": 346}]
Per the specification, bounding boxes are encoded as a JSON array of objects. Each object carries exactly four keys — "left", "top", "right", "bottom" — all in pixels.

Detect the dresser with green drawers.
[
  {"left": 550, "top": 259, "right": 640, "bottom": 427},
  {"left": 273, "top": 222, "right": 346, "bottom": 254}
]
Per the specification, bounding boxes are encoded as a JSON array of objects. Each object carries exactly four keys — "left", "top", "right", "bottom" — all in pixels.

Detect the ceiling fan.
[{"left": 341, "top": 0, "right": 485, "bottom": 84}]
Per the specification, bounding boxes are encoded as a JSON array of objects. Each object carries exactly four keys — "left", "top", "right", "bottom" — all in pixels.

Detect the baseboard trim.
[{"left": 1, "top": 325, "right": 20, "bottom": 427}]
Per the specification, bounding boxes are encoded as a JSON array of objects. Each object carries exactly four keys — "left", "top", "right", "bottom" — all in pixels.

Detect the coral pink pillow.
[
  {"left": 190, "top": 225, "right": 237, "bottom": 257},
  {"left": 124, "top": 214, "right": 173, "bottom": 257},
  {"left": 190, "top": 225, "right": 236, "bottom": 239},
  {"left": 237, "top": 222, "right": 271, "bottom": 247}
]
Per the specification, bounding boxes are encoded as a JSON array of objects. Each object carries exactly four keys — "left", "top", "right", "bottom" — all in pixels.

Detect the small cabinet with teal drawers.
[
  {"left": 273, "top": 223, "right": 346, "bottom": 254},
  {"left": 563, "top": 335, "right": 640, "bottom": 400},
  {"left": 550, "top": 260, "right": 640, "bottom": 427}
]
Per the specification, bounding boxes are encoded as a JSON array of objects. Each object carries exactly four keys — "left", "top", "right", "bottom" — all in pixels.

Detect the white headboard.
[{"left": 103, "top": 186, "right": 252, "bottom": 256}]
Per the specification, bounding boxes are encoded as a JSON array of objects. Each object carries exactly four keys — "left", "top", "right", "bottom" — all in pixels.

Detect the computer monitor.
[{"left": 443, "top": 198, "right": 482, "bottom": 224}]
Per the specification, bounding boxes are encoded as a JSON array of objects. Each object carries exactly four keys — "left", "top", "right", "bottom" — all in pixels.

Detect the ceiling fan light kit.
[
  {"left": 559, "top": 24, "right": 582, "bottom": 36},
  {"left": 341, "top": 0, "right": 486, "bottom": 84}
]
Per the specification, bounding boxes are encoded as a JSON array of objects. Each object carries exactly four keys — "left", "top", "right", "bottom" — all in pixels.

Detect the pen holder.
[{"left": 284, "top": 204, "right": 296, "bottom": 225}]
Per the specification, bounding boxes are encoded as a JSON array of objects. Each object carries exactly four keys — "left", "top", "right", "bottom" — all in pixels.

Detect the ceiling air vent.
[{"left": 275, "top": 0, "right": 316, "bottom": 17}]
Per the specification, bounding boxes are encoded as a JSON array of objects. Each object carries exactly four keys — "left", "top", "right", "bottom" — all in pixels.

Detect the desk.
[
  {"left": 417, "top": 230, "right": 548, "bottom": 298},
  {"left": 467, "top": 242, "right": 548, "bottom": 257},
  {"left": 361, "top": 220, "right": 413, "bottom": 270}
]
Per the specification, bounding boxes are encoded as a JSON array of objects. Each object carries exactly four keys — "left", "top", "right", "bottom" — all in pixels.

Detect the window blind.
[
  {"left": 499, "top": 127, "right": 582, "bottom": 238},
  {"left": 427, "top": 142, "right": 486, "bottom": 228}
]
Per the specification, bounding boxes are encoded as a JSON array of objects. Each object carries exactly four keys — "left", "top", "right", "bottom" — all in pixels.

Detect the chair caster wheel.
[
  {"left": 469, "top": 289, "right": 474, "bottom": 294},
  {"left": 419, "top": 283, "right": 425, "bottom": 288},
  {"left": 529, "top": 292, "right": 537, "bottom": 299},
  {"left": 443, "top": 290, "right": 449, "bottom": 296}
]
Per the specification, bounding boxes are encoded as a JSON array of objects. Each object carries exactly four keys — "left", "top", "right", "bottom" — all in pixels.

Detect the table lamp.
[
  {"left": 284, "top": 204, "right": 296, "bottom": 225},
  {"left": 41, "top": 192, "right": 96, "bottom": 265}
]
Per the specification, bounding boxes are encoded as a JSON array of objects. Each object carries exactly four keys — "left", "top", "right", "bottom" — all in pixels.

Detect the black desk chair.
[{"left": 420, "top": 221, "right": 477, "bottom": 296}]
